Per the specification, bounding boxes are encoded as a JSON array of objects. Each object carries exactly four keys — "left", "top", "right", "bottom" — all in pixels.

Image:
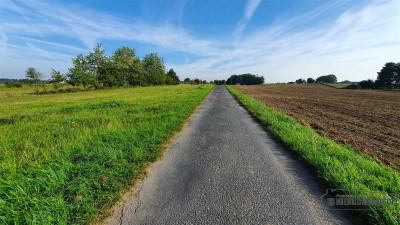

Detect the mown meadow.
[{"left": 0, "top": 84, "right": 213, "bottom": 224}]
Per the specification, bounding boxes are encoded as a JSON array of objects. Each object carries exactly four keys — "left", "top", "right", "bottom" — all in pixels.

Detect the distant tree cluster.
[
  {"left": 295, "top": 78, "right": 306, "bottom": 84},
  {"left": 288, "top": 62, "right": 400, "bottom": 90},
  {"left": 4, "top": 81, "right": 23, "bottom": 88},
  {"left": 316, "top": 74, "right": 337, "bottom": 83},
  {"left": 211, "top": 80, "right": 226, "bottom": 85},
  {"left": 346, "top": 62, "right": 400, "bottom": 89},
  {"left": 290, "top": 75, "right": 335, "bottom": 84},
  {"left": 182, "top": 77, "right": 206, "bottom": 84},
  {"left": 226, "top": 74, "right": 264, "bottom": 85},
  {"left": 192, "top": 78, "right": 202, "bottom": 84},
  {"left": 1, "top": 78, "right": 36, "bottom": 88},
  {"left": 23, "top": 43, "right": 180, "bottom": 90},
  {"left": 307, "top": 78, "right": 315, "bottom": 83}
]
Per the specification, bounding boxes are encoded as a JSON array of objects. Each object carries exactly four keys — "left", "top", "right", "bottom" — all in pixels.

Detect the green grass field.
[
  {"left": 227, "top": 85, "right": 400, "bottom": 224},
  {"left": 0, "top": 84, "right": 214, "bottom": 224}
]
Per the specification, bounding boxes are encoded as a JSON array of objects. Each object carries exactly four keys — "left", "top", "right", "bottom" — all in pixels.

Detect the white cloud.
[{"left": 171, "top": 0, "right": 400, "bottom": 82}]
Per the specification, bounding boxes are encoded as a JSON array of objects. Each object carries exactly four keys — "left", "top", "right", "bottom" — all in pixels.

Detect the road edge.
[{"left": 91, "top": 85, "right": 215, "bottom": 225}]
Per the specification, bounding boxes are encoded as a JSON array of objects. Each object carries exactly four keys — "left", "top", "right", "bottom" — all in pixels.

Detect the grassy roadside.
[
  {"left": 226, "top": 85, "right": 399, "bottom": 224},
  {"left": 0, "top": 84, "right": 214, "bottom": 224}
]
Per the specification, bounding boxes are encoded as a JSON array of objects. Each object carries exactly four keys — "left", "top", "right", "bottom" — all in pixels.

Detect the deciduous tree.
[
  {"left": 375, "top": 62, "right": 400, "bottom": 88},
  {"left": 86, "top": 43, "right": 108, "bottom": 88},
  {"left": 67, "top": 54, "right": 93, "bottom": 89},
  {"left": 307, "top": 78, "right": 315, "bottom": 83},
  {"left": 25, "top": 67, "right": 44, "bottom": 86},
  {"left": 112, "top": 46, "right": 143, "bottom": 87},
  {"left": 166, "top": 68, "right": 180, "bottom": 85},
  {"left": 316, "top": 74, "right": 337, "bottom": 83},
  {"left": 50, "top": 69, "right": 66, "bottom": 89},
  {"left": 142, "top": 53, "right": 166, "bottom": 85}
]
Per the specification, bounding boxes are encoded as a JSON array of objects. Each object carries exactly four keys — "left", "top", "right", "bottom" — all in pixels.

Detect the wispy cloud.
[
  {"left": 171, "top": 0, "right": 400, "bottom": 82},
  {"left": 232, "top": 0, "right": 262, "bottom": 46},
  {"left": 0, "top": 0, "right": 399, "bottom": 82},
  {"left": 0, "top": 0, "right": 224, "bottom": 77}
]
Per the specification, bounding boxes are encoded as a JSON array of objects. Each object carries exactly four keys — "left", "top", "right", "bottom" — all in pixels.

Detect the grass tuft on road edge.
[{"left": 227, "top": 85, "right": 400, "bottom": 224}]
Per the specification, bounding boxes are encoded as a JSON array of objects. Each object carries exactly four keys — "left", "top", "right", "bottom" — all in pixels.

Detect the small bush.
[
  {"left": 63, "top": 87, "right": 82, "bottom": 93},
  {"left": 193, "top": 78, "right": 202, "bottom": 85},
  {"left": 5, "top": 81, "right": 23, "bottom": 88},
  {"left": 359, "top": 79, "right": 375, "bottom": 89},
  {"left": 344, "top": 84, "right": 361, "bottom": 89},
  {"left": 31, "top": 87, "right": 84, "bottom": 95}
]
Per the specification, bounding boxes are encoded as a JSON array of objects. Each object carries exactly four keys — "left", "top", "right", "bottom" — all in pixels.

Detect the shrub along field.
[
  {"left": 0, "top": 84, "right": 213, "bottom": 224},
  {"left": 227, "top": 85, "right": 400, "bottom": 224},
  {"left": 0, "top": 83, "right": 80, "bottom": 97}
]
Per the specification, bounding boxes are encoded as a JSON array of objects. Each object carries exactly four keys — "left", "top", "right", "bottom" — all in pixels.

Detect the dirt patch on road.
[{"left": 233, "top": 84, "right": 400, "bottom": 170}]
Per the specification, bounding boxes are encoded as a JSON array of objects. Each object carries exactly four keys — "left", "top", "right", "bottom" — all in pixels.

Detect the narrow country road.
[{"left": 108, "top": 85, "right": 351, "bottom": 224}]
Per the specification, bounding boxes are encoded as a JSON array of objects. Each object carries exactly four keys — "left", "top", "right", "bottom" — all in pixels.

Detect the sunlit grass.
[{"left": 0, "top": 84, "right": 214, "bottom": 224}]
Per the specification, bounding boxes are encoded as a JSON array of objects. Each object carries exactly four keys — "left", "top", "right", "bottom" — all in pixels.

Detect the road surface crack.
[{"left": 119, "top": 203, "right": 125, "bottom": 225}]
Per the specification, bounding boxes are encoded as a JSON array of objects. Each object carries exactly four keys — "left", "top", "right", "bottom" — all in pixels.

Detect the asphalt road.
[{"left": 108, "top": 85, "right": 351, "bottom": 224}]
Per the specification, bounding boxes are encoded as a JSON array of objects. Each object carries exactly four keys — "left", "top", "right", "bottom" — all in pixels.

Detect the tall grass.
[
  {"left": 227, "top": 85, "right": 399, "bottom": 224},
  {"left": 0, "top": 83, "right": 80, "bottom": 97},
  {"left": 0, "top": 84, "right": 214, "bottom": 224}
]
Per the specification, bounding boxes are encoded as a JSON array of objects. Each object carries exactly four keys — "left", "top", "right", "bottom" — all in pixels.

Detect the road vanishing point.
[{"left": 107, "top": 85, "right": 351, "bottom": 224}]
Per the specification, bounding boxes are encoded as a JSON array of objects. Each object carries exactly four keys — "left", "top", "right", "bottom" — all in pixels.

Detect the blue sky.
[{"left": 1, "top": 0, "right": 399, "bottom": 82}]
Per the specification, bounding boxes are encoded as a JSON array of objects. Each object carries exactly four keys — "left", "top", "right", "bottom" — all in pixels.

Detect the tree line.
[
  {"left": 356, "top": 62, "right": 400, "bottom": 89},
  {"left": 291, "top": 62, "right": 400, "bottom": 89},
  {"left": 225, "top": 74, "right": 264, "bottom": 85},
  {"left": 67, "top": 43, "right": 180, "bottom": 88},
  {"left": 206, "top": 74, "right": 264, "bottom": 85},
  {"left": 292, "top": 74, "right": 337, "bottom": 84},
  {"left": 21, "top": 43, "right": 181, "bottom": 90}
]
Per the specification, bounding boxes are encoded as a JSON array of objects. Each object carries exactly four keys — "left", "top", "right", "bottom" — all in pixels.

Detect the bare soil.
[{"left": 233, "top": 84, "right": 400, "bottom": 170}]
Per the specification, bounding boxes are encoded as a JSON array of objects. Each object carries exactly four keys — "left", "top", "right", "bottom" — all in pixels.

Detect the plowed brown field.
[{"left": 232, "top": 84, "right": 400, "bottom": 170}]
